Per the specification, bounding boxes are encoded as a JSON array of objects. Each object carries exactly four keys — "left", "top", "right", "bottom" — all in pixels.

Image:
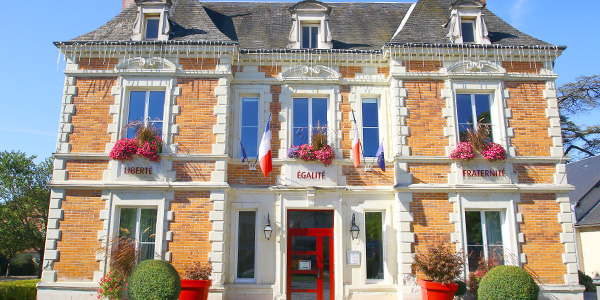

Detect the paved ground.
[
  {"left": 0, "top": 276, "right": 37, "bottom": 282},
  {"left": 584, "top": 292, "right": 599, "bottom": 300}
]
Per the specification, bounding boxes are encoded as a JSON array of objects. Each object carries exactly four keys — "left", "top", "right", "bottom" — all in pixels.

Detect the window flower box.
[
  {"left": 110, "top": 125, "right": 162, "bottom": 162},
  {"left": 287, "top": 144, "right": 335, "bottom": 166}
]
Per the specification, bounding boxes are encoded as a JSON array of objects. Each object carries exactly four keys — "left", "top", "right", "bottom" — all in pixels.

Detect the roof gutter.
[{"left": 53, "top": 40, "right": 239, "bottom": 48}]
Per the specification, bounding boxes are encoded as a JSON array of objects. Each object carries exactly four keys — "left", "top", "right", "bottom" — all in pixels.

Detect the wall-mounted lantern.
[
  {"left": 264, "top": 213, "right": 273, "bottom": 240},
  {"left": 350, "top": 213, "right": 360, "bottom": 240}
]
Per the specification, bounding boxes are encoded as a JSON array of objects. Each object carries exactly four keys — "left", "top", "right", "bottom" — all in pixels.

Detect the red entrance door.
[{"left": 287, "top": 210, "right": 334, "bottom": 300}]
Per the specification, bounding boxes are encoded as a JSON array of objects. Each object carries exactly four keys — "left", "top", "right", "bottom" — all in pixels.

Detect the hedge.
[{"left": 0, "top": 279, "right": 40, "bottom": 300}]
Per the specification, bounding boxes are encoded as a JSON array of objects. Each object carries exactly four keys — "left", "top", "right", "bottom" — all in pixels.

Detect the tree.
[
  {"left": 558, "top": 75, "right": 600, "bottom": 159},
  {"left": 0, "top": 151, "right": 52, "bottom": 277}
]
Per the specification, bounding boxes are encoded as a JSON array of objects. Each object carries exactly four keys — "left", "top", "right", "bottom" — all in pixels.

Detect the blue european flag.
[
  {"left": 240, "top": 140, "right": 248, "bottom": 162},
  {"left": 375, "top": 140, "right": 385, "bottom": 171}
]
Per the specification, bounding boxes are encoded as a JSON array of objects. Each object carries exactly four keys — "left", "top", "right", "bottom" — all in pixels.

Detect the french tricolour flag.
[
  {"left": 352, "top": 111, "right": 360, "bottom": 168},
  {"left": 258, "top": 114, "right": 272, "bottom": 178}
]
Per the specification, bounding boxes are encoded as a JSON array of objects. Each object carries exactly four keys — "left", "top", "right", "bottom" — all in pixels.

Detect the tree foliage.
[
  {"left": 558, "top": 75, "right": 600, "bottom": 159},
  {"left": 0, "top": 151, "right": 52, "bottom": 276}
]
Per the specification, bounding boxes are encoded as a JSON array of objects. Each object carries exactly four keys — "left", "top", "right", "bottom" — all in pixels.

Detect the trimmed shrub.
[
  {"left": 579, "top": 270, "right": 597, "bottom": 292},
  {"left": 10, "top": 253, "right": 39, "bottom": 276},
  {"left": 128, "top": 260, "right": 181, "bottom": 300},
  {"left": 478, "top": 266, "right": 539, "bottom": 300},
  {"left": 0, "top": 279, "right": 40, "bottom": 300},
  {"left": 455, "top": 280, "right": 467, "bottom": 296}
]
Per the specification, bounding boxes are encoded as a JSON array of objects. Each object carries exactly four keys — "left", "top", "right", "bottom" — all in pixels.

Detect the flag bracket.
[
  {"left": 363, "top": 164, "right": 372, "bottom": 172},
  {"left": 248, "top": 163, "right": 257, "bottom": 171}
]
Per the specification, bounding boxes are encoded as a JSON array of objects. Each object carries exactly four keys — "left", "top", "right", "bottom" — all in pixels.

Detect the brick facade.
[
  {"left": 53, "top": 190, "right": 104, "bottom": 281},
  {"left": 172, "top": 161, "right": 216, "bottom": 182},
  {"left": 65, "top": 160, "right": 108, "bottom": 181},
  {"left": 409, "top": 163, "right": 450, "bottom": 184},
  {"left": 405, "top": 81, "right": 446, "bottom": 156},
  {"left": 169, "top": 191, "right": 213, "bottom": 272},
  {"left": 506, "top": 81, "right": 553, "bottom": 157},
  {"left": 518, "top": 193, "right": 566, "bottom": 284},
  {"left": 174, "top": 79, "right": 219, "bottom": 154},
  {"left": 69, "top": 78, "right": 115, "bottom": 153}
]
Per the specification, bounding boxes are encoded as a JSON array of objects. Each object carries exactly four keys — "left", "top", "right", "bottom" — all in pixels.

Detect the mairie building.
[{"left": 39, "top": 0, "right": 583, "bottom": 299}]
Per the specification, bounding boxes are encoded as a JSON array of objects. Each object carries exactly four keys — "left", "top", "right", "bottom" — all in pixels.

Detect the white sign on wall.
[
  {"left": 117, "top": 158, "right": 162, "bottom": 181},
  {"left": 285, "top": 162, "right": 337, "bottom": 186},
  {"left": 461, "top": 163, "right": 510, "bottom": 184}
]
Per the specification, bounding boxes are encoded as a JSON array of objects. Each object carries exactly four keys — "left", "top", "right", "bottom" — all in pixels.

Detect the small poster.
[
  {"left": 299, "top": 260, "right": 311, "bottom": 270},
  {"left": 347, "top": 250, "right": 360, "bottom": 266}
]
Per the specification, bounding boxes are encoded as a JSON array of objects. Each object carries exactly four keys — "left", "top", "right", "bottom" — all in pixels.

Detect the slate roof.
[
  {"left": 567, "top": 156, "right": 600, "bottom": 226},
  {"left": 390, "top": 0, "right": 552, "bottom": 46},
  {"left": 68, "top": 0, "right": 554, "bottom": 50}
]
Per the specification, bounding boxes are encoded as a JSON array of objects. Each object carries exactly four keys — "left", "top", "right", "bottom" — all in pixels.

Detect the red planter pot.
[
  {"left": 179, "top": 279, "right": 212, "bottom": 300},
  {"left": 418, "top": 279, "right": 458, "bottom": 300}
]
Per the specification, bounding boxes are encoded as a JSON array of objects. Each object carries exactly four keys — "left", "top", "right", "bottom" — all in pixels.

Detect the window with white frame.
[
  {"left": 126, "top": 91, "right": 165, "bottom": 139},
  {"left": 292, "top": 97, "right": 327, "bottom": 146},
  {"left": 301, "top": 24, "right": 319, "bottom": 49},
  {"left": 240, "top": 97, "right": 259, "bottom": 158},
  {"left": 144, "top": 16, "right": 160, "bottom": 40},
  {"left": 236, "top": 211, "right": 256, "bottom": 280},
  {"left": 465, "top": 211, "right": 504, "bottom": 271},
  {"left": 362, "top": 98, "right": 379, "bottom": 157},
  {"left": 118, "top": 207, "right": 158, "bottom": 261},
  {"left": 365, "top": 212, "right": 384, "bottom": 280},
  {"left": 460, "top": 19, "right": 476, "bottom": 43},
  {"left": 456, "top": 93, "right": 492, "bottom": 142}
]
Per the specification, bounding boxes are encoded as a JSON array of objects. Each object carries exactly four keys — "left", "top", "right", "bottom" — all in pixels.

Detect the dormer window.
[
  {"left": 446, "top": 0, "right": 490, "bottom": 45},
  {"left": 287, "top": 0, "right": 333, "bottom": 49},
  {"left": 301, "top": 24, "right": 319, "bottom": 49},
  {"left": 460, "top": 19, "right": 475, "bottom": 43},
  {"left": 131, "top": 0, "right": 172, "bottom": 41},
  {"left": 144, "top": 16, "right": 160, "bottom": 40}
]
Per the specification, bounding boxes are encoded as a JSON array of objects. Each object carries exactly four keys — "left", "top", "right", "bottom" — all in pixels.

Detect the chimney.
[{"left": 123, "top": 0, "right": 136, "bottom": 10}]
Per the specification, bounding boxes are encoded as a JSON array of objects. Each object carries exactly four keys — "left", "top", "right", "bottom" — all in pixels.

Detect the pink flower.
[
  {"left": 450, "top": 142, "right": 475, "bottom": 161},
  {"left": 481, "top": 142, "right": 507, "bottom": 161}
]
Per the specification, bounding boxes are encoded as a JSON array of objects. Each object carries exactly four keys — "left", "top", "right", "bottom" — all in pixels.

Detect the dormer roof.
[{"left": 289, "top": 0, "right": 332, "bottom": 15}]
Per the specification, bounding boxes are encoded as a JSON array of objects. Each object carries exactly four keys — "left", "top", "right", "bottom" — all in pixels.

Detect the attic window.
[
  {"left": 301, "top": 24, "right": 319, "bottom": 49},
  {"left": 145, "top": 16, "right": 160, "bottom": 40},
  {"left": 461, "top": 20, "right": 475, "bottom": 43}
]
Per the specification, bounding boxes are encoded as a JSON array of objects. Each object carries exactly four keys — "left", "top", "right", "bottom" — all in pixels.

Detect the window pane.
[
  {"left": 363, "top": 128, "right": 379, "bottom": 157},
  {"left": 362, "top": 99, "right": 379, "bottom": 127},
  {"left": 465, "top": 211, "right": 483, "bottom": 245},
  {"left": 291, "top": 236, "right": 316, "bottom": 252},
  {"left": 467, "top": 245, "right": 484, "bottom": 271},
  {"left": 119, "top": 208, "right": 137, "bottom": 239},
  {"left": 474, "top": 94, "right": 491, "bottom": 124},
  {"left": 301, "top": 26, "right": 310, "bottom": 49},
  {"left": 310, "top": 26, "right": 318, "bottom": 49},
  {"left": 456, "top": 94, "right": 473, "bottom": 142},
  {"left": 461, "top": 22, "right": 475, "bottom": 43},
  {"left": 139, "top": 243, "right": 155, "bottom": 261},
  {"left": 293, "top": 99, "right": 309, "bottom": 145},
  {"left": 237, "top": 211, "right": 256, "bottom": 279},
  {"left": 242, "top": 98, "right": 259, "bottom": 126},
  {"left": 140, "top": 209, "right": 157, "bottom": 243},
  {"left": 312, "top": 98, "right": 327, "bottom": 128},
  {"left": 148, "top": 91, "right": 165, "bottom": 122},
  {"left": 128, "top": 91, "right": 146, "bottom": 122},
  {"left": 288, "top": 211, "right": 333, "bottom": 229},
  {"left": 366, "top": 212, "right": 383, "bottom": 279},
  {"left": 145, "top": 18, "right": 160, "bottom": 40},
  {"left": 241, "top": 127, "right": 258, "bottom": 158}
]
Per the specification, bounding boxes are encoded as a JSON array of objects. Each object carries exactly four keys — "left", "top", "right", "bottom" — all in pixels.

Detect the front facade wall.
[
  {"left": 41, "top": 44, "right": 581, "bottom": 300},
  {"left": 53, "top": 190, "right": 104, "bottom": 281}
]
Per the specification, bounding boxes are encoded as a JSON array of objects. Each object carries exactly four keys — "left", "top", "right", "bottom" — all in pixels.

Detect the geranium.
[
  {"left": 109, "top": 139, "right": 138, "bottom": 161},
  {"left": 450, "top": 142, "right": 475, "bottom": 161},
  {"left": 315, "top": 145, "right": 335, "bottom": 166},
  {"left": 298, "top": 144, "right": 317, "bottom": 162},
  {"left": 481, "top": 142, "right": 506, "bottom": 162},
  {"left": 136, "top": 136, "right": 162, "bottom": 162},
  {"left": 467, "top": 269, "right": 487, "bottom": 298},
  {"left": 97, "top": 269, "right": 125, "bottom": 300}
]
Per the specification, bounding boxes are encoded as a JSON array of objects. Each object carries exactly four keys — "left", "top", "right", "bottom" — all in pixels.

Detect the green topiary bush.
[
  {"left": 578, "top": 270, "right": 597, "bottom": 292},
  {"left": 0, "top": 279, "right": 40, "bottom": 300},
  {"left": 128, "top": 260, "right": 181, "bottom": 300},
  {"left": 455, "top": 280, "right": 467, "bottom": 296},
  {"left": 478, "top": 266, "right": 539, "bottom": 300}
]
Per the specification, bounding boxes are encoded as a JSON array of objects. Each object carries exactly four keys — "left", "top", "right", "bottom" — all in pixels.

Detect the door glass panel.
[
  {"left": 288, "top": 211, "right": 333, "bottom": 229},
  {"left": 291, "top": 254, "right": 317, "bottom": 294},
  {"left": 366, "top": 212, "right": 383, "bottom": 279},
  {"left": 323, "top": 236, "right": 330, "bottom": 300},
  {"left": 292, "top": 291, "right": 317, "bottom": 300},
  {"left": 292, "top": 236, "right": 317, "bottom": 252}
]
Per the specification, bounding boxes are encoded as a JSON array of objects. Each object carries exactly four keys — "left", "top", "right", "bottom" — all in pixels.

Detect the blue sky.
[{"left": 1, "top": 0, "right": 598, "bottom": 161}]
